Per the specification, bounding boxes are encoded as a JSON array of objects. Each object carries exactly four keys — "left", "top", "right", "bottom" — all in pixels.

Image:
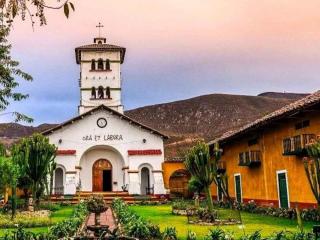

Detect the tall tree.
[
  {"left": 11, "top": 133, "right": 57, "bottom": 205},
  {"left": 0, "top": 156, "right": 19, "bottom": 218},
  {"left": 184, "top": 141, "right": 221, "bottom": 212},
  {"left": 0, "top": 20, "right": 33, "bottom": 122},
  {"left": 305, "top": 138, "right": 320, "bottom": 211}
]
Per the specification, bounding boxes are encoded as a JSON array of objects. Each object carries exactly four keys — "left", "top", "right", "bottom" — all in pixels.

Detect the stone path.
[{"left": 86, "top": 208, "right": 116, "bottom": 231}]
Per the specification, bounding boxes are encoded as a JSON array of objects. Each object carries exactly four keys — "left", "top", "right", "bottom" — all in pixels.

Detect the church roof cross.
[{"left": 96, "top": 22, "right": 104, "bottom": 38}]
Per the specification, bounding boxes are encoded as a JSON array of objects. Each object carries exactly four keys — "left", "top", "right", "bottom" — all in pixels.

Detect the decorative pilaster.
[
  {"left": 152, "top": 170, "right": 166, "bottom": 195},
  {"left": 128, "top": 170, "right": 140, "bottom": 195},
  {"left": 65, "top": 171, "right": 77, "bottom": 194}
]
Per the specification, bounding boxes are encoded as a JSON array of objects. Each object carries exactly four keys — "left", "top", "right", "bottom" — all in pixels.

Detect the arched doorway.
[
  {"left": 169, "top": 169, "right": 191, "bottom": 198},
  {"left": 140, "top": 167, "right": 150, "bottom": 195},
  {"left": 92, "top": 159, "right": 112, "bottom": 192},
  {"left": 54, "top": 167, "right": 64, "bottom": 195}
]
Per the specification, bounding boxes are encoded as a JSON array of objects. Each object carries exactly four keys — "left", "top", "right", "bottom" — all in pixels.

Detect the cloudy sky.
[{"left": 5, "top": 0, "right": 320, "bottom": 124}]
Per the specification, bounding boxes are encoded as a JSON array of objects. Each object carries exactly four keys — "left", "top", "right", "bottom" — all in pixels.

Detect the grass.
[
  {"left": 129, "top": 205, "right": 317, "bottom": 239},
  {"left": 0, "top": 205, "right": 75, "bottom": 236}
]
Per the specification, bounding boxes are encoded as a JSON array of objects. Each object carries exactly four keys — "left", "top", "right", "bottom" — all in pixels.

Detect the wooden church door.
[{"left": 92, "top": 159, "right": 112, "bottom": 192}]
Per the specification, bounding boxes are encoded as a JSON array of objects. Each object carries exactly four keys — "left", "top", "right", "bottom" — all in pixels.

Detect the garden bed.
[
  {"left": 0, "top": 210, "right": 51, "bottom": 228},
  {"left": 129, "top": 204, "right": 318, "bottom": 239}
]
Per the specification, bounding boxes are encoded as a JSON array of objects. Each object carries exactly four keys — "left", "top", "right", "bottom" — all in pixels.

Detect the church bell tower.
[{"left": 75, "top": 32, "right": 126, "bottom": 115}]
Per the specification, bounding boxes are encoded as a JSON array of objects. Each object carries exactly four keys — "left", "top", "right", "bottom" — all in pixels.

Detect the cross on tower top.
[{"left": 96, "top": 22, "right": 104, "bottom": 37}]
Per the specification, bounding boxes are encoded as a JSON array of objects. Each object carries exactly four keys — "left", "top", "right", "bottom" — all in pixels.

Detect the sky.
[{"left": 5, "top": 0, "right": 320, "bottom": 125}]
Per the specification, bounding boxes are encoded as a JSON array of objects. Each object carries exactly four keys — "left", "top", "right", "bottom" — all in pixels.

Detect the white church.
[{"left": 43, "top": 36, "right": 167, "bottom": 196}]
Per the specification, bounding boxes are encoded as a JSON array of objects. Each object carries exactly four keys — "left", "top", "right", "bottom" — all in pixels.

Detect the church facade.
[{"left": 43, "top": 37, "right": 167, "bottom": 196}]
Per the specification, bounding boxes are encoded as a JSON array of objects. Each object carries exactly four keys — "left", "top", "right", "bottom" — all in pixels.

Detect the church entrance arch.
[{"left": 92, "top": 159, "right": 112, "bottom": 192}]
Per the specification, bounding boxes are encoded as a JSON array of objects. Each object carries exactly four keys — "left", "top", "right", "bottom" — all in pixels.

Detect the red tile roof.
[
  {"left": 75, "top": 43, "right": 126, "bottom": 64},
  {"left": 208, "top": 90, "right": 320, "bottom": 145}
]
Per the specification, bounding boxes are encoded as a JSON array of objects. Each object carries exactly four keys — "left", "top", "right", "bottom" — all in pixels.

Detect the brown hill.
[
  {"left": 258, "top": 92, "right": 309, "bottom": 100},
  {"left": 0, "top": 92, "right": 306, "bottom": 157},
  {"left": 125, "top": 92, "right": 306, "bottom": 158},
  {"left": 125, "top": 93, "right": 303, "bottom": 141}
]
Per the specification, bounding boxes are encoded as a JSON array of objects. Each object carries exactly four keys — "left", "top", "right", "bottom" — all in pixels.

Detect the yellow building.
[{"left": 208, "top": 91, "right": 320, "bottom": 209}]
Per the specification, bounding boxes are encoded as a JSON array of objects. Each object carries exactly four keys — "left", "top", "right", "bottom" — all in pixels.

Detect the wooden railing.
[
  {"left": 283, "top": 134, "right": 316, "bottom": 156},
  {"left": 238, "top": 150, "right": 261, "bottom": 167}
]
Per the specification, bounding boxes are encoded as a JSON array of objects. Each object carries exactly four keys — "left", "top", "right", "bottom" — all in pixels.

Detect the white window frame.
[
  {"left": 276, "top": 170, "right": 290, "bottom": 208},
  {"left": 234, "top": 173, "right": 243, "bottom": 203}
]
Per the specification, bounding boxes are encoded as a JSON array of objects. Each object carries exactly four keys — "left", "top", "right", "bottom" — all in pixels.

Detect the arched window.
[
  {"left": 54, "top": 167, "right": 64, "bottom": 195},
  {"left": 98, "top": 40, "right": 102, "bottom": 44},
  {"left": 106, "top": 59, "right": 110, "bottom": 70},
  {"left": 106, "top": 87, "right": 111, "bottom": 99},
  {"left": 97, "top": 59, "right": 104, "bottom": 70},
  {"left": 98, "top": 86, "right": 104, "bottom": 99},
  {"left": 91, "top": 59, "right": 96, "bottom": 70},
  {"left": 141, "top": 167, "right": 150, "bottom": 195},
  {"left": 91, "top": 87, "right": 96, "bottom": 99}
]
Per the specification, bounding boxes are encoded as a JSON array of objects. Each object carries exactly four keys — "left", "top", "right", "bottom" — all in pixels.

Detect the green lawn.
[
  {"left": 0, "top": 205, "right": 75, "bottom": 236},
  {"left": 129, "top": 205, "right": 317, "bottom": 239}
]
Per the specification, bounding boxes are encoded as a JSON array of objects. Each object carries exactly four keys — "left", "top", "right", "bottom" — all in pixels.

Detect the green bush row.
[
  {"left": 112, "top": 198, "right": 162, "bottom": 240},
  {"left": 172, "top": 199, "right": 320, "bottom": 222},
  {"left": 223, "top": 200, "right": 320, "bottom": 222},
  {"left": 0, "top": 202, "right": 88, "bottom": 240},
  {"left": 187, "top": 228, "right": 317, "bottom": 240}
]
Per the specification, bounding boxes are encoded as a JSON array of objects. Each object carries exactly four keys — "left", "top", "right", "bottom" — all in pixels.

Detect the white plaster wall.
[
  {"left": 79, "top": 50, "right": 122, "bottom": 114},
  {"left": 48, "top": 109, "right": 165, "bottom": 195}
]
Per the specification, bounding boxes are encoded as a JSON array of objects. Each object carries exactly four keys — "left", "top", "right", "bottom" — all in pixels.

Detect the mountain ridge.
[{"left": 0, "top": 92, "right": 308, "bottom": 157}]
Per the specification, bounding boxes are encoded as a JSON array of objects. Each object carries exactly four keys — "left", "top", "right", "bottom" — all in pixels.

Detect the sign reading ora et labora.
[{"left": 82, "top": 134, "right": 124, "bottom": 142}]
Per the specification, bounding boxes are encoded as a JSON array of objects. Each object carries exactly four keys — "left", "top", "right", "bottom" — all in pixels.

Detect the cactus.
[
  {"left": 305, "top": 138, "right": 320, "bottom": 211},
  {"left": 11, "top": 133, "right": 57, "bottom": 205},
  {"left": 185, "top": 141, "right": 221, "bottom": 212}
]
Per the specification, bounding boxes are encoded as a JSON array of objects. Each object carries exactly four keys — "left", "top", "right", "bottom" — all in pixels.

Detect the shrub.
[
  {"left": 218, "top": 200, "right": 320, "bottom": 222},
  {"left": 37, "top": 202, "right": 61, "bottom": 212},
  {"left": 49, "top": 202, "right": 87, "bottom": 238},
  {"left": 291, "top": 231, "right": 315, "bottom": 240},
  {"left": 112, "top": 198, "right": 153, "bottom": 239},
  {"left": 126, "top": 218, "right": 150, "bottom": 240},
  {"left": 172, "top": 199, "right": 189, "bottom": 210},
  {"left": 147, "top": 223, "right": 162, "bottom": 239},
  {"left": 239, "top": 231, "right": 262, "bottom": 240},
  {"left": 205, "top": 229, "right": 233, "bottom": 240},
  {"left": 187, "top": 230, "right": 197, "bottom": 240},
  {"left": 197, "top": 208, "right": 218, "bottom": 222},
  {"left": 162, "top": 227, "right": 178, "bottom": 240}
]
